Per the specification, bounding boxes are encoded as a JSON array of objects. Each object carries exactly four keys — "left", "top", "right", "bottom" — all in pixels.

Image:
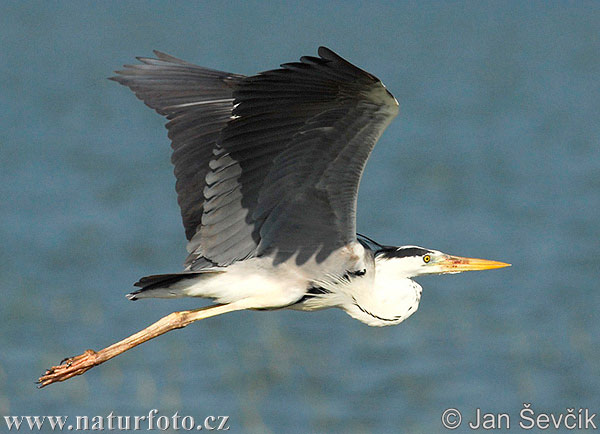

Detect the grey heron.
[{"left": 38, "top": 47, "right": 509, "bottom": 387}]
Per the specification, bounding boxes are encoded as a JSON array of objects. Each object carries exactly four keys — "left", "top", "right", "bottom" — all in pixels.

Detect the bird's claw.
[
  {"left": 37, "top": 349, "right": 98, "bottom": 388},
  {"left": 59, "top": 356, "right": 75, "bottom": 366}
]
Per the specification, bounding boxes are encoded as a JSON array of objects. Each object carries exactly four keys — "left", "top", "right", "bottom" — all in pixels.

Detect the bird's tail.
[{"left": 127, "top": 272, "right": 215, "bottom": 300}]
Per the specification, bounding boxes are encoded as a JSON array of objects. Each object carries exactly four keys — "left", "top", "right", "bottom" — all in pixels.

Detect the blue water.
[{"left": 1, "top": 2, "right": 599, "bottom": 433}]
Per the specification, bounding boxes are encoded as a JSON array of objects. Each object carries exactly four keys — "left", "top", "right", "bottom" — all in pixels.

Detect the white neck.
[{"left": 343, "top": 257, "right": 423, "bottom": 327}]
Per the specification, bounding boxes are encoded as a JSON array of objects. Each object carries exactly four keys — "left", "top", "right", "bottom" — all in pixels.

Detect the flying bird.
[{"left": 38, "top": 47, "right": 509, "bottom": 387}]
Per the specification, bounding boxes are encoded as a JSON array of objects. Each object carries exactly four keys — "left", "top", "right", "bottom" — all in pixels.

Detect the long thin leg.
[{"left": 37, "top": 303, "right": 244, "bottom": 388}]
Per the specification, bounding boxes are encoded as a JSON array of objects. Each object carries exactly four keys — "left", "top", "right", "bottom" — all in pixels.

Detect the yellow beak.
[{"left": 437, "top": 255, "right": 511, "bottom": 273}]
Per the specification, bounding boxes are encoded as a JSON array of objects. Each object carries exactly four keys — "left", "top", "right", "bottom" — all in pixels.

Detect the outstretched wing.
[{"left": 113, "top": 47, "right": 398, "bottom": 269}]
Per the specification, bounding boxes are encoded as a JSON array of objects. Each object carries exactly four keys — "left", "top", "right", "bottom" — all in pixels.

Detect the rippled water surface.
[{"left": 2, "top": 2, "right": 599, "bottom": 433}]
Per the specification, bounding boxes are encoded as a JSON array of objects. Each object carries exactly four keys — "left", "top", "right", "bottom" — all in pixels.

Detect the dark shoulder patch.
[
  {"left": 294, "top": 285, "right": 331, "bottom": 305},
  {"left": 307, "top": 285, "right": 330, "bottom": 295},
  {"left": 376, "top": 246, "right": 431, "bottom": 259}
]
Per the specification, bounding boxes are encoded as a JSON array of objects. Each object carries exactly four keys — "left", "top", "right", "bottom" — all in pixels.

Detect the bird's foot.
[{"left": 37, "top": 349, "right": 98, "bottom": 388}]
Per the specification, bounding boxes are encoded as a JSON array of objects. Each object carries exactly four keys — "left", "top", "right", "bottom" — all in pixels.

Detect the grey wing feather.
[{"left": 110, "top": 51, "right": 245, "bottom": 245}]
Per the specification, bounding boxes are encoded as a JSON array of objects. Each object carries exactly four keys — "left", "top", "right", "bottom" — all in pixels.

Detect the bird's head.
[{"left": 374, "top": 245, "right": 510, "bottom": 279}]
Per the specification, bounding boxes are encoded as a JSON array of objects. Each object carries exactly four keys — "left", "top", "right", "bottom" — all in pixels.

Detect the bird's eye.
[{"left": 423, "top": 255, "right": 431, "bottom": 263}]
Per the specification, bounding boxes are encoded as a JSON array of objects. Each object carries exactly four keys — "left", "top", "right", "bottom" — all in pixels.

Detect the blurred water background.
[{"left": 1, "top": 1, "right": 599, "bottom": 433}]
